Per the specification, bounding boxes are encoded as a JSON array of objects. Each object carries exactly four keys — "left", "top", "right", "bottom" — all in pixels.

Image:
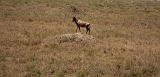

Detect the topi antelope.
[{"left": 72, "top": 16, "right": 91, "bottom": 34}]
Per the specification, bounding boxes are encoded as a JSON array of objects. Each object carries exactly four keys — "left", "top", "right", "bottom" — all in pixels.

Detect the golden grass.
[{"left": 0, "top": 0, "right": 160, "bottom": 77}]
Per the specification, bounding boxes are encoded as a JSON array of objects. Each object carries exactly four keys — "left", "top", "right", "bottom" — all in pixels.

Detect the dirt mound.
[{"left": 43, "top": 33, "right": 95, "bottom": 45}]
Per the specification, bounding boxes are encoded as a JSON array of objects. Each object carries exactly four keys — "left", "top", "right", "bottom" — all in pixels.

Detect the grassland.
[{"left": 0, "top": 0, "right": 160, "bottom": 77}]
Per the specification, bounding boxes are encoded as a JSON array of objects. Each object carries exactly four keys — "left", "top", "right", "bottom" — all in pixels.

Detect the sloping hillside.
[{"left": 0, "top": 0, "right": 160, "bottom": 77}]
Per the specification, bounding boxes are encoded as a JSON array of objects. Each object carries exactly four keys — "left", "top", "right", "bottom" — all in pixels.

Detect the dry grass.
[
  {"left": 0, "top": 0, "right": 160, "bottom": 77},
  {"left": 43, "top": 33, "right": 95, "bottom": 44}
]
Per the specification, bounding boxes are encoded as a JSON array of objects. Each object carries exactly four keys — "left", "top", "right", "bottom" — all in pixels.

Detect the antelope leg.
[{"left": 78, "top": 27, "right": 81, "bottom": 32}]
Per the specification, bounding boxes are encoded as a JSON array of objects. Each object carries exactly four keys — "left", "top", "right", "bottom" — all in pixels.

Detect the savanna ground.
[{"left": 0, "top": 0, "right": 160, "bottom": 77}]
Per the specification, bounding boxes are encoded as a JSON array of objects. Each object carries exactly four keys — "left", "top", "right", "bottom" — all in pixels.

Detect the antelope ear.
[{"left": 72, "top": 16, "right": 76, "bottom": 18}]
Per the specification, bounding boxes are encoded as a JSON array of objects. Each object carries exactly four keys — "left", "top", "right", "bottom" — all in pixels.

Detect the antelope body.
[{"left": 72, "top": 17, "right": 91, "bottom": 34}]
